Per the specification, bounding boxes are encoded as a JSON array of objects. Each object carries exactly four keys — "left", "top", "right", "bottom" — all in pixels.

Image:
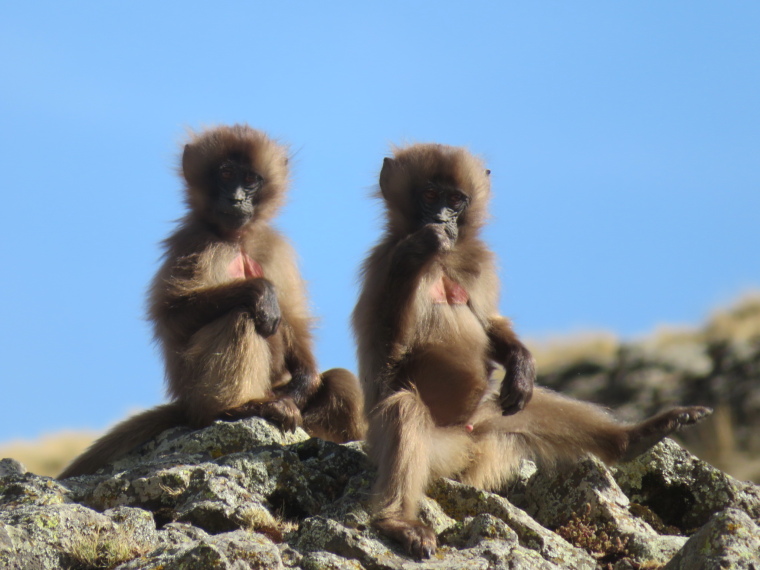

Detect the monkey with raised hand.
[
  {"left": 60, "top": 125, "right": 365, "bottom": 479},
  {"left": 352, "top": 143, "right": 711, "bottom": 558}
]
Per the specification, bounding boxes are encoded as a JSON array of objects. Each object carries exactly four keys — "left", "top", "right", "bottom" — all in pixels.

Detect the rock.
[
  {"left": 664, "top": 508, "right": 760, "bottom": 570},
  {"left": 509, "top": 455, "right": 686, "bottom": 566},
  {"left": 2, "top": 416, "right": 758, "bottom": 568},
  {"left": 613, "top": 439, "right": 760, "bottom": 530}
]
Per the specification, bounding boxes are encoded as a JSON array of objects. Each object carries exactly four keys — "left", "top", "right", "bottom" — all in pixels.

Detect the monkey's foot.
[
  {"left": 221, "top": 396, "right": 303, "bottom": 432},
  {"left": 623, "top": 405, "right": 712, "bottom": 461},
  {"left": 374, "top": 517, "right": 437, "bottom": 559}
]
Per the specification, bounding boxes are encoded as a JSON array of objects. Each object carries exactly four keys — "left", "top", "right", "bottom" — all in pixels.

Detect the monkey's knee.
[
  {"left": 369, "top": 389, "right": 433, "bottom": 438},
  {"left": 302, "top": 368, "right": 367, "bottom": 443}
]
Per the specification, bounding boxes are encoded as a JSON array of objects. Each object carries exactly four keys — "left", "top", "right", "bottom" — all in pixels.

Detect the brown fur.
[
  {"left": 59, "top": 125, "right": 365, "bottom": 479},
  {"left": 352, "top": 143, "right": 711, "bottom": 558}
]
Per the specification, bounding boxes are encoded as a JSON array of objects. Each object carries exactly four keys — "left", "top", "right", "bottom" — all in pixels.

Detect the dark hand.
[
  {"left": 249, "top": 279, "right": 281, "bottom": 337},
  {"left": 418, "top": 223, "right": 453, "bottom": 252},
  {"left": 499, "top": 374, "right": 533, "bottom": 415}
]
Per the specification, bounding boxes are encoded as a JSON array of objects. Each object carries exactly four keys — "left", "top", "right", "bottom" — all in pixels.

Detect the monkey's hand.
[
  {"left": 222, "top": 396, "right": 303, "bottom": 432},
  {"left": 418, "top": 223, "right": 454, "bottom": 252},
  {"left": 498, "top": 371, "right": 534, "bottom": 416},
  {"left": 487, "top": 318, "right": 536, "bottom": 416},
  {"left": 388, "top": 224, "right": 453, "bottom": 284},
  {"left": 247, "top": 278, "right": 282, "bottom": 337}
]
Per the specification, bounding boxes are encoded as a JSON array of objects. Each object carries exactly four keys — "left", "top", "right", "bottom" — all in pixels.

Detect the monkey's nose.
[{"left": 231, "top": 187, "right": 247, "bottom": 202}]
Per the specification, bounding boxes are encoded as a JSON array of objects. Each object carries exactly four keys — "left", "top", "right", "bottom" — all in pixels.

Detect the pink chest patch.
[
  {"left": 228, "top": 252, "right": 264, "bottom": 279},
  {"left": 430, "top": 275, "right": 469, "bottom": 305}
]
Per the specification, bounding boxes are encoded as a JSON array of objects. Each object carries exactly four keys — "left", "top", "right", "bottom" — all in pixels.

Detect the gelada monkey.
[
  {"left": 60, "top": 125, "right": 364, "bottom": 478},
  {"left": 352, "top": 143, "right": 711, "bottom": 558}
]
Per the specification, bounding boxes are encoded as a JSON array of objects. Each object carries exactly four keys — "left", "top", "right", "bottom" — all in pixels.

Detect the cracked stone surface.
[{"left": 1, "top": 415, "right": 758, "bottom": 569}]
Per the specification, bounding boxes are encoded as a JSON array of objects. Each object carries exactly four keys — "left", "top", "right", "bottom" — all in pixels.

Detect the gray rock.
[
  {"left": 613, "top": 438, "right": 760, "bottom": 530},
  {"left": 429, "top": 478, "right": 597, "bottom": 569},
  {"left": 3, "top": 416, "right": 759, "bottom": 568},
  {"left": 664, "top": 508, "right": 760, "bottom": 570}
]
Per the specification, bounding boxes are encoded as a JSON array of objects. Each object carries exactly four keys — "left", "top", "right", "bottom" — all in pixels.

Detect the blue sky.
[{"left": 1, "top": 2, "right": 758, "bottom": 442}]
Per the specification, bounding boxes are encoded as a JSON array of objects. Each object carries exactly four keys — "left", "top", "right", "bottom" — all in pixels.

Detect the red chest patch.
[
  {"left": 430, "top": 275, "right": 469, "bottom": 305},
  {"left": 228, "top": 252, "right": 264, "bottom": 279}
]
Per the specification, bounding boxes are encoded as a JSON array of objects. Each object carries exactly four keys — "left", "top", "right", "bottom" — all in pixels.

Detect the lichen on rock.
[{"left": 1, "top": 417, "right": 758, "bottom": 569}]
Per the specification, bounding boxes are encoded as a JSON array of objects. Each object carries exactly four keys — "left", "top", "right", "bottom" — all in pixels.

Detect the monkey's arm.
[
  {"left": 381, "top": 224, "right": 450, "bottom": 357},
  {"left": 163, "top": 278, "right": 281, "bottom": 340},
  {"left": 487, "top": 316, "right": 535, "bottom": 415}
]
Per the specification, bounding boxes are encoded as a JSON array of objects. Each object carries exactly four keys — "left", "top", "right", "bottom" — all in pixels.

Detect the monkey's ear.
[
  {"left": 181, "top": 144, "right": 197, "bottom": 179},
  {"left": 485, "top": 169, "right": 491, "bottom": 177},
  {"left": 379, "top": 157, "right": 395, "bottom": 198}
]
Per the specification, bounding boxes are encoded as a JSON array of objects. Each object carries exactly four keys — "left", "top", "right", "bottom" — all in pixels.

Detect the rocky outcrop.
[{"left": 2, "top": 417, "right": 758, "bottom": 569}]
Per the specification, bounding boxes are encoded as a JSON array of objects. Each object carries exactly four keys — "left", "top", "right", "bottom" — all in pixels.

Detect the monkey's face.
[
  {"left": 416, "top": 183, "right": 469, "bottom": 241},
  {"left": 379, "top": 144, "right": 490, "bottom": 238},
  {"left": 209, "top": 159, "right": 264, "bottom": 230}
]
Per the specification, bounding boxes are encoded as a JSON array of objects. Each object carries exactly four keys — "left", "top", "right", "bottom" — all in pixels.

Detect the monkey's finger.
[
  {"left": 674, "top": 406, "right": 713, "bottom": 426},
  {"left": 499, "top": 390, "right": 532, "bottom": 416}
]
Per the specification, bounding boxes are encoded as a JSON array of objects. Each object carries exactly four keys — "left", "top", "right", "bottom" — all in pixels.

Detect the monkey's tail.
[{"left": 57, "top": 402, "right": 187, "bottom": 479}]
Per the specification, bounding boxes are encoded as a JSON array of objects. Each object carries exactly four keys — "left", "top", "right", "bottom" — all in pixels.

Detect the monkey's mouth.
[{"left": 217, "top": 209, "right": 254, "bottom": 227}]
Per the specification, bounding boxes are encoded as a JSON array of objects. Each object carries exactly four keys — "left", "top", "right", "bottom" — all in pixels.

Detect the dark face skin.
[
  {"left": 417, "top": 184, "right": 469, "bottom": 241},
  {"left": 211, "top": 159, "right": 264, "bottom": 229}
]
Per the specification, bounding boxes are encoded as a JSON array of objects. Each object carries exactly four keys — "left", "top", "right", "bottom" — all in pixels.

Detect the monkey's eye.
[
  {"left": 422, "top": 189, "right": 439, "bottom": 204},
  {"left": 219, "top": 167, "right": 235, "bottom": 181},
  {"left": 244, "top": 172, "right": 262, "bottom": 187},
  {"left": 448, "top": 192, "right": 466, "bottom": 209}
]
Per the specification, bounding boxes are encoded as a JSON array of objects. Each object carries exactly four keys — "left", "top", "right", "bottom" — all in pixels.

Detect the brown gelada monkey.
[
  {"left": 352, "top": 143, "right": 712, "bottom": 559},
  {"left": 60, "top": 124, "right": 365, "bottom": 479}
]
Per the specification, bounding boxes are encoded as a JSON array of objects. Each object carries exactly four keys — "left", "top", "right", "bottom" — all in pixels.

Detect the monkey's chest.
[
  {"left": 429, "top": 275, "right": 469, "bottom": 305},
  {"left": 227, "top": 252, "right": 264, "bottom": 279}
]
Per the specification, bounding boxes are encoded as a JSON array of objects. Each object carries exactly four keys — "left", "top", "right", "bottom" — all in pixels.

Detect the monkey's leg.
[
  {"left": 222, "top": 395, "right": 303, "bottom": 431},
  {"left": 460, "top": 387, "right": 711, "bottom": 490},
  {"left": 178, "top": 312, "right": 296, "bottom": 428},
  {"left": 301, "top": 368, "right": 367, "bottom": 443},
  {"left": 367, "top": 390, "right": 439, "bottom": 558}
]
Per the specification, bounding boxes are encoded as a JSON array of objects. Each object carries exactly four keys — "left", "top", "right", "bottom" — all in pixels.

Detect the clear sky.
[{"left": 1, "top": 2, "right": 758, "bottom": 442}]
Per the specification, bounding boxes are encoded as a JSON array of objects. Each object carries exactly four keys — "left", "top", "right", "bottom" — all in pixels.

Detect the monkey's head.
[
  {"left": 181, "top": 124, "right": 289, "bottom": 236},
  {"left": 379, "top": 144, "right": 491, "bottom": 241}
]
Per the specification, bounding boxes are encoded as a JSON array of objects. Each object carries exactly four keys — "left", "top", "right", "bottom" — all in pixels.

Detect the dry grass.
[
  {"left": 706, "top": 292, "right": 760, "bottom": 343},
  {"left": 0, "top": 431, "right": 97, "bottom": 477},
  {"left": 66, "top": 525, "right": 149, "bottom": 569},
  {"left": 526, "top": 332, "right": 619, "bottom": 375}
]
